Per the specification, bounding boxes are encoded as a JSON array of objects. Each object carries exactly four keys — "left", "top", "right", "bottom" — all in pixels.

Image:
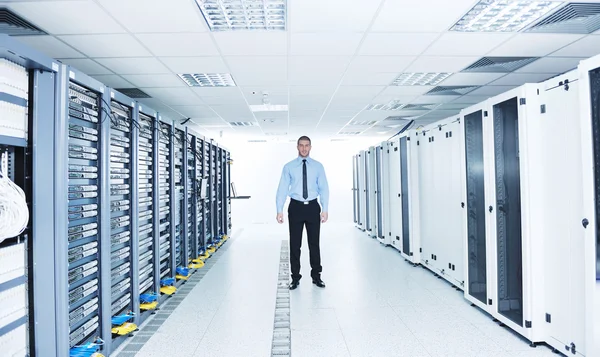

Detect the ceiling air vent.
[
  {"left": 384, "top": 116, "right": 414, "bottom": 121},
  {"left": 402, "top": 104, "right": 440, "bottom": 111},
  {"left": 339, "top": 131, "right": 362, "bottom": 136},
  {"left": 115, "top": 88, "right": 151, "bottom": 98},
  {"left": 426, "top": 86, "right": 479, "bottom": 96},
  {"left": 463, "top": 57, "right": 539, "bottom": 73},
  {"left": 349, "top": 120, "right": 377, "bottom": 126},
  {"left": 527, "top": 3, "right": 600, "bottom": 34},
  {"left": 0, "top": 8, "right": 47, "bottom": 36},
  {"left": 229, "top": 121, "right": 256, "bottom": 127}
]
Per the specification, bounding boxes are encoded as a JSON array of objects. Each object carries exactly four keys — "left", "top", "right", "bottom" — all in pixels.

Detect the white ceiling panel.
[
  {"left": 372, "top": 94, "right": 420, "bottom": 104},
  {"left": 225, "top": 56, "right": 287, "bottom": 86},
  {"left": 467, "top": 85, "right": 517, "bottom": 97},
  {"left": 136, "top": 33, "right": 218, "bottom": 57},
  {"left": 210, "top": 105, "right": 255, "bottom": 120},
  {"left": 59, "top": 34, "right": 152, "bottom": 58},
  {"left": 90, "top": 74, "right": 132, "bottom": 88},
  {"left": 340, "top": 71, "right": 398, "bottom": 86},
  {"left": 246, "top": 94, "right": 287, "bottom": 106},
  {"left": 404, "top": 56, "right": 480, "bottom": 73},
  {"left": 58, "top": 58, "right": 112, "bottom": 75},
  {"left": 359, "top": 33, "right": 439, "bottom": 56},
  {"left": 122, "top": 74, "right": 186, "bottom": 88},
  {"left": 347, "top": 56, "right": 415, "bottom": 73},
  {"left": 98, "top": 0, "right": 208, "bottom": 33},
  {"left": 515, "top": 57, "right": 586, "bottom": 74},
  {"left": 327, "top": 98, "right": 370, "bottom": 111},
  {"left": 442, "top": 73, "right": 505, "bottom": 86},
  {"left": 290, "top": 33, "right": 363, "bottom": 56},
  {"left": 142, "top": 87, "right": 198, "bottom": 100},
  {"left": 201, "top": 94, "right": 248, "bottom": 106},
  {"left": 550, "top": 35, "right": 600, "bottom": 58},
  {"left": 289, "top": 86, "right": 337, "bottom": 97},
  {"left": 423, "top": 33, "right": 512, "bottom": 56},
  {"left": 213, "top": 32, "right": 287, "bottom": 56},
  {"left": 489, "top": 73, "right": 554, "bottom": 86},
  {"left": 15, "top": 36, "right": 84, "bottom": 59},
  {"left": 451, "top": 95, "right": 494, "bottom": 105},
  {"left": 378, "top": 86, "right": 435, "bottom": 97},
  {"left": 289, "top": 0, "right": 382, "bottom": 32},
  {"left": 335, "top": 86, "right": 385, "bottom": 99},
  {"left": 371, "top": 0, "right": 475, "bottom": 32},
  {"left": 95, "top": 58, "right": 170, "bottom": 75},
  {"left": 410, "top": 95, "right": 457, "bottom": 104},
  {"left": 169, "top": 105, "right": 216, "bottom": 117},
  {"left": 289, "top": 56, "right": 351, "bottom": 85},
  {"left": 192, "top": 87, "right": 242, "bottom": 98},
  {"left": 7, "top": 1, "right": 125, "bottom": 35},
  {"left": 159, "top": 57, "right": 228, "bottom": 74},
  {"left": 289, "top": 109, "right": 325, "bottom": 119},
  {"left": 488, "top": 34, "right": 585, "bottom": 57}
]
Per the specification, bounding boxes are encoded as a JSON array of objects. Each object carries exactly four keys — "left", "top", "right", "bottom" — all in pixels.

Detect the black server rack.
[
  {"left": 195, "top": 137, "right": 204, "bottom": 258},
  {"left": 107, "top": 92, "right": 136, "bottom": 345},
  {"left": 173, "top": 127, "right": 186, "bottom": 269},
  {"left": 209, "top": 143, "right": 218, "bottom": 248},
  {"left": 64, "top": 74, "right": 106, "bottom": 351},
  {"left": 203, "top": 139, "right": 212, "bottom": 251},
  {"left": 158, "top": 120, "right": 174, "bottom": 281},
  {"left": 186, "top": 132, "right": 197, "bottom": 264}
]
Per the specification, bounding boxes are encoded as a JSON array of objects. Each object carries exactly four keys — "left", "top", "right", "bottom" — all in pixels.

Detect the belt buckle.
[{"left": 303, "top": 201, "right": 309, "bottom": 205}]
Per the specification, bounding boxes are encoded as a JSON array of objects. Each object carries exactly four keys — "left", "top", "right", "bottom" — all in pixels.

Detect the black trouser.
[{"left": 288, "top": 199, "right": 322, "bottom": 281}]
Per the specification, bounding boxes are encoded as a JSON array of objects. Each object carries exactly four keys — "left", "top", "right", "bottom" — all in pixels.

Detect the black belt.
[{"left": 291, "top": 198, "right": 317, "bottom": 205}]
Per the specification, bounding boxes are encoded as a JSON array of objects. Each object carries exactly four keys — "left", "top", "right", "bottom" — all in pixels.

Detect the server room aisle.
[{"left": 116, "top": 223, "right": 558, "bottom": 357}]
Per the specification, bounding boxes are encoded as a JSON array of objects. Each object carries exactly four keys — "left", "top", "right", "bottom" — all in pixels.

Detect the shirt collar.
[{"left": 297, "top": 155, "right": 311, "bottom": 162}]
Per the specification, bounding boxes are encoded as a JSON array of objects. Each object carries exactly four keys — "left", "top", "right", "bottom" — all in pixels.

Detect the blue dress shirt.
[{"left": 276, "top": 156, "right": 329, "bottom": 214}]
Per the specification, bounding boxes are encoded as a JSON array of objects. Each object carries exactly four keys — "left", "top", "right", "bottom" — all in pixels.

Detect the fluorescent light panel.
[
  {"left": 249, "top": 104, "right": 288, "bottom": 112},
  {"left": 195, "top": 0, "right": 286, "bottom": 31},
  {"left": 179, "top": 73, "right": 236, "bottom": 87},
  {"left": 451, "top": 0, "right": 563, "bottom": 32},
  {"left": 365, "top": 100, "right": 406, "bottom": 111},
  {"left": 392, "top": 73, "right": 451, "bottom": 86}
]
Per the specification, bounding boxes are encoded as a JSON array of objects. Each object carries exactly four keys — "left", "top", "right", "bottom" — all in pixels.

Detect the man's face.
[{"left": 297, "top": 139, "right": 311, "bottom": 158}]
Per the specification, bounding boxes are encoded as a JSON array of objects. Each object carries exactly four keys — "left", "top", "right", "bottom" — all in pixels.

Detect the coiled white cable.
[{"left": 0, "top": 168, "right": 29, "bottom": 243}]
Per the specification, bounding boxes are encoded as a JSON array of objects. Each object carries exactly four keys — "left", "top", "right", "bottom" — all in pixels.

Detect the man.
[{"left": 276, "top": 136, "right": 329, "bottom": 290}]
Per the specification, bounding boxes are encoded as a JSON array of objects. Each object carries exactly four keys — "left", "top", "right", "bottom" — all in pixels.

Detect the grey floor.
[{"left": 116, "top": 222, "right": 558, "bottom": 357}]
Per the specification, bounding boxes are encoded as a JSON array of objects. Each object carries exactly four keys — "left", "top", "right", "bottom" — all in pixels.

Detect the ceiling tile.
[
  {"left": 289, "top": 86, "right": 338, "bottom": 97},
  {"left": 347, "top": 56, "right": 415, "bottom": 73},
  {"left": 98, "top": 0, "right": 208, "bottom": 33},
  {"left": 340, "top": 71, "right": 398, "bottom": 86},
  {"left": 210, "top": 105, "right": 254, "bottom": 120},
  {"left": 136, "top": 33, "right": 218, "bottom": 57},
  {"left": 467, "top": 85, "right": 517, "bottom": 97},
  {"left": 335, "top": 86, "right": 385, "bottom": 99},
  {"left": 290, "top": 0, "right": 382, "bottom": 32},
  {"left": 58, "top": 58, "right": 112, "bottom": 75},
  {"left": 95, "top": 58, "right": 170, "bottom": 75},
  {"left": 410, "top": 95, "right": 457, "bottom": 104},
  {"left": 404, "top": 56, "right": 480, "bottom": 73},
  {"left": 488, "top": 34, "right": 585, "bottom": 57},
  {"left": 372, "top": 94, "right": 420, "bottom": 104},
  {"left": 169, "top": 105, "right": 216, "bottom": 117},
  {"left": 371, "top": 0, "right": 476, "bottom": 32},
  {"left": 442, "top": 73, "right": 505, "bottom": 86},
  {"left": 122, "top": 74, "right": 186, "bottom": 88},
  {"left": 489, "top": 73, "right": 555, "bottom": 86},
  {"left": 225, "top": 56, "right": 287, "bottom": 86},
  {"left": 550, "top": 35, "right": 600, "bottom": 57},
  {"left": 290, "top": 33, "right": 363, "bottom": 56},
  {"left": 59, "top": 34, "right": 152, "bottom": 58},
  {"left": 451, "top": 95, "right": 494, "bottom": 105},
  {"left": 360, "top": 33, "right": 439, "bottom": 55},
  {"left": 90, "top": 74, "right": 133, "bottom": 88},
  {"left": 15, "top": 36, "right": 84, "bottom": 59},
  {"left": 142, "top": 87, "right": 198, "bottom": 100},
  {"left": 7, "top": 1, "right": 125, "bottom": 35},
  {"left": 213, "top": 32, "right": 287, "bottom": 56},
  {"left": 379, "top": 86, "right": 435, "bottom": 97},
  {"left": 289, "top": 56, "right": 351, "bottom": 85},
  {"left": 515, "top": 57, "right": 586, "bottom": 74},
  {"left": 423, "top": 33, "right": 512, "bottom": 56},
  {"left": 159, "top": 57, "right": 228, "bottom": 74}
]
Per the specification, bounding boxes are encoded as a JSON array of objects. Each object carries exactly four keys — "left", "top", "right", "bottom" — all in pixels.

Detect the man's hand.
[
  {"left": 321, "top": 212, "right": 328, "bottom": 223},
  {"left": 277, "top": 213, "right": 284, "bottom": 224}
]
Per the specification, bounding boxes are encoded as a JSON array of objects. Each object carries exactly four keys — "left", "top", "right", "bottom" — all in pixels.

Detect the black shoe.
[
  {"left": 312, "top": 278, "right": 326, "bottom": 288},
  {"left": 289, "top": 280, "right": 300, "bottom": 290}
]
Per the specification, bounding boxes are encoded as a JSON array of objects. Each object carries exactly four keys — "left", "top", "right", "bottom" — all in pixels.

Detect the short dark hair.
[{"left": 297, "top": 136, "right": 311, "bottom": 145}]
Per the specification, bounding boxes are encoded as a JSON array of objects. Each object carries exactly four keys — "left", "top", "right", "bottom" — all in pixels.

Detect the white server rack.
[
  {"left": 358, "top": 150, "right": 367, "bottom": 232},
  {"left": 367, "top": 147, "right": 377, "bottom": 238},
  {"left": 378, "top": 141, "right": 392, "bottom": 245},
  {"left": 388, "top": 138, "right": 402, "bottom": 252},
  {"left": 417, "top": 117, "right": 464, "bottom": 288},
  {"left": 577, "top": 54, "right": 600, "bottom": 356},
  {"left": 352, "top": 154, "right": 360, "bottom": 228},
  {"left": 399, "top": 132, "right": 421, "bottom": 264}
]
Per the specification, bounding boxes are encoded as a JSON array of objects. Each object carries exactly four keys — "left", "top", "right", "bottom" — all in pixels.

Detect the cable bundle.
[{"left": 0, "top": 165, "right": 29, "bottom": 243}]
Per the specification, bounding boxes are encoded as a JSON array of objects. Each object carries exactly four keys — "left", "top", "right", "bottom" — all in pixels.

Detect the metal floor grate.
[{"left": 271, "top": 241, "right": 292, "bottom": 357}]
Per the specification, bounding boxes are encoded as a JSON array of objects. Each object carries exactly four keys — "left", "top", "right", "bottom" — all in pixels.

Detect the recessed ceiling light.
[
  {"left": 249, "top": 104, "right": 289, "bottom": 112},
  {"left": 365, "top": 100, "right": 407, "bottom": 111},
  {"left": 338, "top": 131, "right": 362, "bottom": 136},
  {"left": 392, "top": 73, "right": 451, "bottom": 86},
  {"left": 350, "top": 120, "right": 377, "bottom": 126},
  {"left": 195, "top": 0, "right": 287, "bottom": 31},
  {"left": 229, "top": 121, "right": 256, "bottom": 126},
  {"left": 178, "top": 73, "right": 236, "bottom": 87},
  {"left": 450, "top": 0, "right": 563, "bottom": 32}
]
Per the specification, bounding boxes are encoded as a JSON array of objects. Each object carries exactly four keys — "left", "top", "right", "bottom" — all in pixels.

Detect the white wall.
[{"left": 221, "top": 137, "right": 377, "bottom": 227}]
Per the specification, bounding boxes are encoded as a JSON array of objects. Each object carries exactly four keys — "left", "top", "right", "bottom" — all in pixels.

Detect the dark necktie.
[{"left": 302, "top": 159, "right": 308, "bottom": 199}]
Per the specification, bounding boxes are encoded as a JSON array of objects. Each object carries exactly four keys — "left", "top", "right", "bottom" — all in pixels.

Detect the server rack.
[
  {"left": 358, "top": 151, "right": 367, "bottom": 231},
  {"left": 209, "top": 141, "right": 218, "bottom": 248},
  {"left": 173, "top": 126, "right": 187, "bottom": 269},
  {"left": 378, "top": 142, "right": 391, "bottom": 245},
  {"left": 417, "top": 118, "right": 464, "bottom": 288},
  {"left": 576, "top": 55, "right": 600, "bottom": 355},
  {"left": 107, "top": 90, "right": 137, "bottom": 347},
  {"left": 374, "top": 145, "right": 383, "bottom": 241},
  {"left": 158, "top": 118, "right": 175, "bottom": 281},
  {"left": 388, "top": 139, "right": 402, "bottom": 252},
  {"left": 59, "top": 67, "right": 111, "bottom": 354},
  {"left": 352, "top": 155, "right": 359, "bottom": 227},
  {"left": 366, "top": 147, "right": 377, "bottom": 237},
  {"left": 185, "top": 130, "right": 198, "bottom": 265},
  {"left": 194, "top": 136, "right": 204, "bottom": 259},
  {"left": 398, "top": 132, "right": 421, "bottom": 264},
  {"left": 0, "top": 34, "right": 59, "bottom": 357},
  {"left": 221, "top": 147, "right": 231, "bottom": 237}
]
